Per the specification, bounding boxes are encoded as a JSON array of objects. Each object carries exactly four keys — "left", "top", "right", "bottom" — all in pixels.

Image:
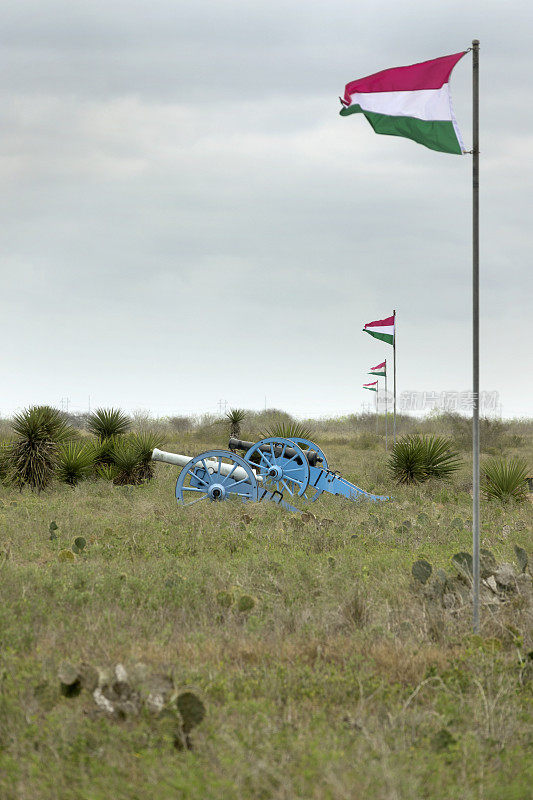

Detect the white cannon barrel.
[{"left": 151, "top": 448, "right": 256, "bottom": 483}]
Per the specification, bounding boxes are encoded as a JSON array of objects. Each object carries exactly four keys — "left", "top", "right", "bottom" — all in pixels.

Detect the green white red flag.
[
  {"left": 340, "top": 52, "right": 466, "bottom": 154},
  {"left": 363, "top": 315, "right": 395, "bottom": 345},
  {"left": 368, "top": 361, "right": 386, "bottom": 377},
  {"left": 363, "top": 381, "right": 378, "bottom": 392}
]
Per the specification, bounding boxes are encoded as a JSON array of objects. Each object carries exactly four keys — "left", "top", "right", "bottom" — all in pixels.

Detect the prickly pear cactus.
[{"left": 412, "top": 560, "right": 432, "bottom": 584}]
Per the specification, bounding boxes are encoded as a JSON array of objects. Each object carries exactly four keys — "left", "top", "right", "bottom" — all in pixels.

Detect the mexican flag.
[
  {"left": 369, "top": 361, "right": 386, "bottom": 377},
  {"left": 340, "top": 52, "right": 466, "bottom": 154},
  {"left": 363, "top": 315, "right": 395, "bottom": 345},
  {"left": 363, "top": 381, "right": 378, "bottom": 392}
]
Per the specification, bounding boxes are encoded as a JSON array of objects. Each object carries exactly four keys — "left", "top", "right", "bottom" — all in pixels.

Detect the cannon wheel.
[
  {"left": 244, "top": 437, "right": 310, "bottom": 498},
  {"left": 175, "top": 450, "right": 259, "bottom": 506},
  {"left": 288, "top": 437, "right": 329, "bottom": 503}
]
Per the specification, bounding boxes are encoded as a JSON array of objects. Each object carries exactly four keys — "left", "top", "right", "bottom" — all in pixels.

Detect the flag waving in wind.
[
  {"left": 363, "top": 315, "right": 395, "bottom": 345},
  {"left": 363, "top": 381, "right": 378, "bottom": 392},
  {"left": 340, "top": 52, "right": 466, "bottom": 154},
  {"left": 369, "top": 361, "right": 387, "bottom": 377}
]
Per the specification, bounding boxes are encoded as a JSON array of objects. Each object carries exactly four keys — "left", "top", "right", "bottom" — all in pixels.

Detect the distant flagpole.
[
  {"left": 393, "top": 310, "right": 397, "bottom": 444},
  {"left": 376, "top": 381, "right": 379, "bottom": 434},
  {"left": 472, "top": 39, "right": 480, "bottom": 634},
  {"left": 384, "top": 360, "right": 388, "bottom": 451}
]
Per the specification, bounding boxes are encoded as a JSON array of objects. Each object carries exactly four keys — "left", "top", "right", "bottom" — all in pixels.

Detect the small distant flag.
[
  {"left": 368, "top": 360, "right": 387, "bottom": 377},
  {"left": 363, "top": 315, "right": 395, "bottom": 345},
  {"left": 363, "top": 381, "right": 378, "bottom": 392}
]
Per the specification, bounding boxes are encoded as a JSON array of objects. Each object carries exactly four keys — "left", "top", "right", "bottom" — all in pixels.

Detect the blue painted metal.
[
  {"left": 244, "top": 437, "right": 309, "bottom": 498},
  {"left": 308, "top": 466, "right": 389, "bottom": 502},
  {"left": 287, "top": 437, "right": 329, "bottom": 502},
  {"left": 175, "top": 450, "right": 258, "bottom": 506},
  {"left": 169, "top": 435, "right": 389, "bottom": 511}
]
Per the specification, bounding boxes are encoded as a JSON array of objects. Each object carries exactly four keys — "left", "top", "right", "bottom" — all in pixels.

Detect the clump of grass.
[
  {"left": 56, "top": 442, "right": 96, "bottom": 486},
  {"left": 87, "top": 408, "right": 131, "bottom": 439},
  {"left": 481, "top": 457, "right": 529, "bottom": 503},
  {"left": 389, "top": 435, "right": 461, "bottom": 485},
  {"left": 4, "top": 406, "right": 73, "bottom": 492}
]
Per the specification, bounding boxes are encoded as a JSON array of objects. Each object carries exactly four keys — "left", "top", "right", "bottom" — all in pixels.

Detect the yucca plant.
[
  {"left": 111, "top": 439, "right": 143, "bottom": 485},
  {"left": 389, "top": 436, "right": 427, "bottom": 484},
  {"left": 4, "top": 406, "right": 74, "bottom": 491},
  {"left": 92, "top": 435, "right": 118, "bottom": 467},
  {"left": 260, "top": 421, "right": 313, "bottom": 440},
  {"left": 129, "top": 431, "right": 164, "bottom": 481},
  {"left": 421, "top": 435, "right": 462, "bottom": 480},
  {"left": 86, "top": 408, "right": 130, "bottom": 439},
  {"left": 96, "top": 462, "right": 119, "bottom": 482},
  {"left": 56, "top": 442, "right": 96, "bottom": 486},
  {"left": 389, "top": 435, "right": 461, "bottom": 484},
  {"left": 481, "top": 457, "right": 529, "bottom": 503},
  {"left": 225, "top": 408, "right": 246, "bottom": 439}
]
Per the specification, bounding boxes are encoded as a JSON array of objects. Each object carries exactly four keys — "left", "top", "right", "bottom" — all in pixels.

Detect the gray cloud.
[{"left": 0, "top": 1, "right": 531, "bottom": 417}]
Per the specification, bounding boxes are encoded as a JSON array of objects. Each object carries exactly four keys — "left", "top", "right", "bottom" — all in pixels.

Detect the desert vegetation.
[{"left": 0, "top": 408, "right": 531, "bottom": 799}]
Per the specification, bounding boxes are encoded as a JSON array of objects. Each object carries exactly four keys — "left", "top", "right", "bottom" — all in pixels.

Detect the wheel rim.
[
  {"left": 288, "top": 437, "right": 329, "bottom": 502},
  {"left": 176, "top": 450, "right": 259, "bottom": 506},
  {"left": 244, "top": 438, "right": 310, "bottom": 498}
]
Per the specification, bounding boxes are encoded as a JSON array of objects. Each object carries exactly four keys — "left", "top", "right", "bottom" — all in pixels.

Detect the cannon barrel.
[
  {"left": 151, "top": 447, "right": 256, "bottom": 483},
  {"left": 228, "top": 437, "right": 323, "bottom": 466}
]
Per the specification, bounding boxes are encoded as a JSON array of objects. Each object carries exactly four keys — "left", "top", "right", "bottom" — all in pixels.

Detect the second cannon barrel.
[{"left": 228, "top": 437, "right": 323, "bottom": 467}]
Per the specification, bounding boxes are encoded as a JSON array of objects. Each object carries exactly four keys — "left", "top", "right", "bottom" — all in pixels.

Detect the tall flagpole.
[
  {"left": 472, "top": 39, "right": 480, "bottom": 633},
  {"left": 385, "top": 360, "right": 388, "bottom": 451},
  {"left": 393, "top": 309, "right": 397, "bottom": 444},
  {"left": 376, "top": 382, "right": 379, "bottom": 435}
]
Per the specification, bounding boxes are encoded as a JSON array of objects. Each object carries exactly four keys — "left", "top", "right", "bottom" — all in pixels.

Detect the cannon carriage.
[{"left": 152, "top": 434, "right": 388, "bottom": 511}]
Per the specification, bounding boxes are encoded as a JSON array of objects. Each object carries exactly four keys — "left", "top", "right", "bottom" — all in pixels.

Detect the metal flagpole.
[
  {"left": 385, "top": 360, "right": 388, "bottom": 451},
  {"left": 376, "top": 382, "right": 379, "bottom": 435},
  {"left": 393, "top": 310, "right": 397, "bottom": 444},
  {"left": 472, "top": 39, "right": 480, "bottom": 633}
]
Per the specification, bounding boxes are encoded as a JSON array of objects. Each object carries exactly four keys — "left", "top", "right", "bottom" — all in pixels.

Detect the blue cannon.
[{"left": 152, "top": 435, "right": 388, "bottom": 511}]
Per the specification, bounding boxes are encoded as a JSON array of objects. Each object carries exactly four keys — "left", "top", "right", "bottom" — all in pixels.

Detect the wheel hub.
[{"left": 207, "top": 483, "right": 226, "bottom": 501}]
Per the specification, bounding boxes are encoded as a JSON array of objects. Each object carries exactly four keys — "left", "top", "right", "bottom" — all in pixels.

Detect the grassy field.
[{"left": 1, "top": 417, "right": 532, "bottom": 799}]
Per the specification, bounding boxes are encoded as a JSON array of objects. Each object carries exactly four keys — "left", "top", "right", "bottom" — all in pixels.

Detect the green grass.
[{"left": 0, "top": 425, "right": 532, "bottom": 799}]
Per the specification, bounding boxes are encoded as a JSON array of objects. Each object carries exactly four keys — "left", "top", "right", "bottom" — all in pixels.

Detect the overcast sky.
[{"left": 1, "top": 0, "right": 531, "bottom": 419}]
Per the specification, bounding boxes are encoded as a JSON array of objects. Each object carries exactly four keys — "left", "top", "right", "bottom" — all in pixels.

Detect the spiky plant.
[
  {"left": 389, "top": 435, "right": 461, "bottom": 484},
  {"left": 111, "top": 439, "right": 143, "bottom": 485},
  {"left": 5, "top": 406, "right": 73, "bottom": 491},
  {"left": 420, "top": 435, "right": 462, "bottom": 480},
  {"left": 225, "top": 408, "right": 246, "bottom": 439},
  {"left": 93, "top": 435, "right": 119, "bottom": 467},
  {"left": 129, "top": 431, "right": 164, "bottom": 481},
  {"left": 388, "top": 436, "right": 427, "bottom": 484},
  {"left": 96, "top": 462, "right": 119, "bottom": 482},
  {"left": 56, "top": 442, "right": 96, "bottom": 486},
  {"left": 481, "top": 457, "right": 529, "bottom": 503},
  {"left": 260, "top": 421, "right": 313, "bottom": 440},
  {"left": 86, "top": 408, "right": 131, "bottom": 439}
]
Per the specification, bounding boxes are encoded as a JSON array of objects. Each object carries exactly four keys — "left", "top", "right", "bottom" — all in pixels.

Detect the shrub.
[
  {"left": 421, "top": 435, "right": 463, "bottom": 480},
  {"left": 87, "top": 408, "right": 130, "bottom": 439},
  {"left": 225, "top": 408, "right": 246, "bottom": 439},
  {"left": 481, "top": 457, "right": 529, "bottom": 503},
  {"left": 260, "top": 421, "right": 313, "bottom": 440},
  {"left": 129, "top": 431, "right": 164, "bottom": 481},
  {"left": 389, "top": 435, "right": 461, "bottom": 485},
  {"left": 5, "top": 406, "right": 73, "bottom": 491},
  {"left": 110, "top": 439, "right": 143, "bottom": 485},
  {"left": 56, "top": 442, "right": 96, "bottom": 486}
]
